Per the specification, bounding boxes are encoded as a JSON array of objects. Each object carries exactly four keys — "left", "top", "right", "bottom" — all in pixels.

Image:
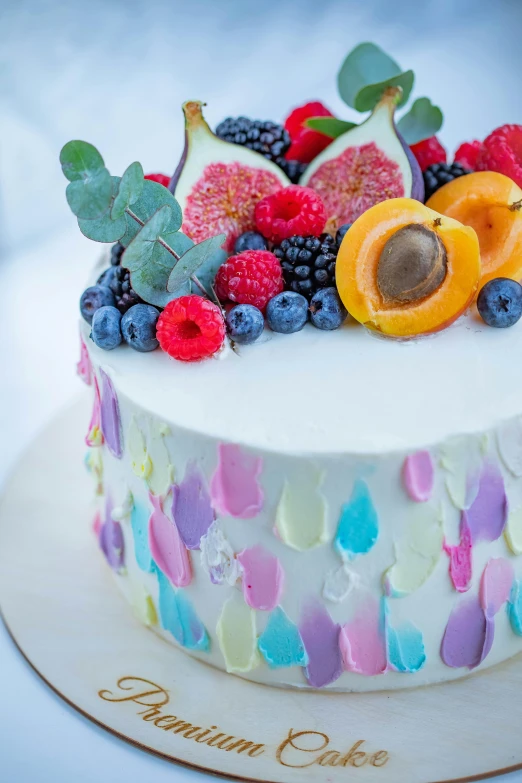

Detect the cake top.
[{"left": 66, "top": 41, "right": 522, "bottom": 417}]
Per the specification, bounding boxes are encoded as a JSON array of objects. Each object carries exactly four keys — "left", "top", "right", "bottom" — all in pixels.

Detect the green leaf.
[
  {"left": 60, "top": 140, "right": 105, "bottom": 182},
  {"left": 397, "top": 97, "right": 443, "bottom": 145},
  {"left": 78, "top": 177, "right": 127, "bottom": 243},
  {"left": 305, "top": 117, "right": 357, "bottom": 138},
  {"left": 167, "top": 234, "right": 226, "bottom": 293},
  {"left": 120, "top": 179, "right": 182, "bottom": 247},
  {"left": 337, "top": 42, "right": 413, "bottom": 111},
  {"left": 354, "top": 70, "right": 414, "bottom": 113},
  {"left": 65, "top": 166, "right": 113, "bottom": 219},
  {"left": 111, "top": 161, "right": 144, "bottom": 220}
]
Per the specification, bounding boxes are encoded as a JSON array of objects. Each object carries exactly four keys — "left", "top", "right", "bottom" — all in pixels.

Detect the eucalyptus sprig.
[
  {"left": 306, "top": 42, "right": 443, "bottom": 146},
  {"left": 60, "top": 141, "right": 225, "bottom": 307}
]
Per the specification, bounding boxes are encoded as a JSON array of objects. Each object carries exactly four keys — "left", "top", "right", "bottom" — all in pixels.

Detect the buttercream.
[
  {"left": 148, "top": 493, "right": 191, "bottom": 587},
  {"left": 216, "top": 593, "right": 260, "bottom": 673},
  {"left": 275, "top": 469, "right": 328, "bottom": 551},
  {"left": 171, "top": 462, "right": 215, "bottom": 550},
  {"left": 440, "top": 437, "right": 481, "bottom": 510},
  {"left": 77, "top": 333, "right": 92, "bottom": 385},
  {"left": 156, "top": 570, "right": 209, "bottom": 651},
  {"left": 299, "top": 601, "right": 342, "bottom": 688},
  {"left": 340, "top": 597, "right": 387, "bottom": 675},
  {"left": 322, "top": 563, "right": 358, "bottom": 603},
  {"left": 441, "top": 595, "right": 491, "bottom": 669},
  {"left": 100, "top": 369, "right": 123, "bottom": 459},
  {"left": 85, "top": 375, "right": 103, "bottom": 447},
  {"left": 386, "top": 620, "right": 426, "bottom": 673},
  {"left": 497, "top": 417, "right": 522, "bottom": 476},
  {"left": 508, "top": 580, "right": 522, "bottom": 636},
  {"left": 463, "top": 461, "right": 507, "bottom": 544},
  {"left": 84, "top": 448, "right": 103, "bottom": 495},
  {"left": 146, "top": 422, "right": 174, "bottom": 497},
  {"left": 443, "top": 520, "right": 472, "bottom": 593},
  {"left": 402, "top": 450, "right": 434, "bottom": 502},
  {"left": 210, "top": 443, "right": 263, "bottom": 519},
  {"left": 258, "top": 606, "right": 308, "bottom": 669},
  {"left": 99, "top": 497, "right": 125, "bottom": 572},
  {"left": 131, "top": 500, "right": 155, "bottom": 572},
  {"left": 505, "top": 506, "right": 522, "bottom": 555},
  {"left": 335, "top": 479, "right": 378, "bottom": 561},
  {"left": 480, "top": 558, "right": 513, "bottom": 616},
  {"left": 199, "top": 521, "right": 240, "bottom": 586},
  {"left": 130, "top": 582, "right": 158, "bottom": 627},
  {"left": 127, "top": 417, "right": 152, "bottom": 480},
  {"left": 385, "top": 505, "right": 443, "bottom": 597},
  {"left": 237, "top": 545, "right": 284, "bottom": 611}
]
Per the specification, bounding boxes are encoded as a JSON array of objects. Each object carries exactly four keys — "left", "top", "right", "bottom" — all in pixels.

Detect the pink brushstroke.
[
  {"left": 210, "top": 443, "right": 263, "bottom": 519},
  {"left": 76, "top": 333, "right": 92, "bottom": 386},
  {"left": 443, "top": 519, "right": 472, "bottom": 593},
  {"left": 340, "top": 597, "right": 387, "bottom": 676},
  {"left": 480, "top": 558, "right": 514, "bottom": 617},
  {"left": 402, "top": 450, "right": 434, "bottom": 502},
  {"left": 237, "top": 545, "right": 284, "bottom": 611},
  {"left": 149, "top": 493, "right": 192, "bottom": 587}
]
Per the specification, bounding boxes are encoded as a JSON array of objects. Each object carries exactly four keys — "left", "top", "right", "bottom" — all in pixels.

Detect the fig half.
[{"left": 300, "top": 88, "right": 424, "bottom": 232}]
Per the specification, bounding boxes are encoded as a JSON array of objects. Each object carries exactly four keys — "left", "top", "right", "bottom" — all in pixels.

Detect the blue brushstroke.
[
  {"left": 335, "top": 479, "right": 378, "bottom": 560},
  {"left": 156, "top": 570, "right": 209, "bottom": 652},
  {"left": 258, "top": 606, "right": 308, "bottom": 669},
  {"left": 131, "top": 501, "right": 155, "bottom": 573},
  {"left": 387, "top": 620, "right": 426, "bottom": 673},
  {"left": 508, "top": 579, "right": 522, "bottom": 636}
]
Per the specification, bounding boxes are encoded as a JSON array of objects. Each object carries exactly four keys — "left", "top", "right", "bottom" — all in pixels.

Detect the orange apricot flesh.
[
  {"left": 427, "top": 171, "right": 522, "bottom": 286},
  {"left": 336, "top": 198, "right": 480, "bottom": 338}
]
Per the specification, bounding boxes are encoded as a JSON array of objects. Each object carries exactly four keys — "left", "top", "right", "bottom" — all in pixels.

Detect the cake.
[{"left": 68, "top": 41, "right": 522, "bottom": 691}]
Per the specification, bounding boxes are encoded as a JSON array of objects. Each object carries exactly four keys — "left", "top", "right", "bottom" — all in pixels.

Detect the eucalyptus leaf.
[
  {"left": 338, "top": 43, "right": 403, "bottom": 108},
  {"left": 111, "top": 161, "right": 144, "bottom": 220},
  {"left": 66, "top": 166, "right": 113, "bottom": 219},
  {"left": 354, "top": 70, "right": 414, "bottom": 112},
  {"left": 60, "top": 140, "right": 105, "bottom": 182},
  {"left": 397, "top": 97, "right": 443, "bottom": 145},
  {"left": 305, "top": 116, "right": 357, "bottom": 138},
  {"left": 78, "top": 177, "right": 128, "bottom": 242},
  {"left": 120, "top": 179, "right": 182, "bottom": 247},
  {"left": 167, "top": 234, "right": 226, "bottom": 293},
  {"left": 122, "top": 205, "right": 173, "bottom": 271}
]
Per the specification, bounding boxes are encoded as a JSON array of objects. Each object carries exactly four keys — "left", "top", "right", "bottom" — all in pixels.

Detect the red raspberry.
[
  {"left": 454, "top": 140, "right": 484, "bottom": 170},
  {"left": 145, "top": 173, "right": 171, "bottom": 187},
  {"left": 255, "top": 185, "right": 327, "bottom": 244},
  {"left": 476, "top": 125, "right": 522, "bottom": 187},
  {"left": 157, "top": 296, "right": 225, "bottom": 362},
  {"left": 284, "top": 101, "right": 334, "bottom": 164},
  {"left": 215, "top": 250, "right": 283, "bottom": 311},
  {"left": 409, "top": 136, "right": 447, "bottom": 171}
]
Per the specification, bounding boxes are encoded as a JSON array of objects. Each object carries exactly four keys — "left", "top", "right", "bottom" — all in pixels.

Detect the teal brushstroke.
[
  {"left": 258, "top": 606, "right": 308, "bottom": 669},
  {"left": 508, "top": 579, "right": 522, "bottom": 636},
  {"left": 157, "top": 570, "right": 209, "bottom": 652},
  {"left": 335, "top": 479, "right": 378, "bottom": 560}
]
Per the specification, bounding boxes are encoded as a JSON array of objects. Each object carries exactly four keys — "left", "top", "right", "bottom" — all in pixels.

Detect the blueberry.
[
  {"left": 226, "top": 304, "right": 264, "bottom": 344},
  {"left": 121, "top": 304, "right": 160, "bottom": 352},
  {"left": 91, "top": 306, "right": 122, "bottom": 350},
  {"left": 266, "top": 292, "right": 308, "bottom": 334},
  {"left": 110, "top": 242, "right": 125, "bottom": 266},
  {"left": 310, "top": 287, "right": 347, "bottom": 330},
  {"left": 335, "top": 223, "right": 352, "bottom": 247},
  {"left": 477, "top": 278, "right": 522, "bottom": 328},
  {"left": 97, "top": 266, "right": 121, "bottom": 288},
  {"left": 80, "top": 285, "right": 116, "bottom": 324},
  {"left": 234, "top": 231, "right": 268, "bottom": 253}
]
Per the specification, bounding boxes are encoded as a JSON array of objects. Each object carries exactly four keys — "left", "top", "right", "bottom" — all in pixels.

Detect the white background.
[{"left": 2, "top": 0, "right": 522, "bottom": 780}]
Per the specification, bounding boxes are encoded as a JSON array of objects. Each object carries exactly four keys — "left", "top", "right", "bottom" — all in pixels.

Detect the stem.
[
  {"left": 190, "top": 275, "right": 210, "bottom": 297},
  {"left": 125, "top": 207, "right": 181, "bottom": 260},
  {"left": 509, "top": 199, "right": 522, "bottom": 212}
]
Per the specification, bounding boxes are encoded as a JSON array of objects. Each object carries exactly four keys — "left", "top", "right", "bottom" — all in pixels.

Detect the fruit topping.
[
  {"left": 234, "top": 231, "right": 268, "bottom": 253},
  {"left": 284, "top": 101, "right": 334, "bottom": 164},
  {"left": 477, "top": 278, "right": 522, "bottom": 328},
  {"left": 226, "top": 304, "right": 265, "bottom": 344},
  {"left": 255, "top": 185, "right": 327, "bottom": 243},
  {"left": 275, "top": 158, "right": 307, "bottom": 184},
  {"left": 144, "top": 173, "right": 171, "bottom": 187},
  {"left": 121, "top": 304, "right": 160, "bottom": 352},
  {"left": 410, "top": 136, "right": 447, "bottom": 171},
  {"left": 336, "top": 198, "right": 480, "bottom": 338},
  {"left": 300, "top": 89, "right": 424, "bottom": 232},
  {"left": 335, "top": 223, "right": 352, "bottom": 246},
  {"left": 216, "top": 117, "right": 291, "bottom": 161},
  {"left": 170, "top": 101, "right": 289, "bottom": 252},
  {"left": 273, "top": 233, "right": 337, "bottom": 300},
  {"left": 426, "top": 171, "right": 522, "bottom": 286},
  {"left": 80, "top": 285, "right": 115, "bottom": 324},
  {"left": 107, "top": 265, "right": 144, "bottom": 313},
  {"left": 157, "top": 295, "right": 226, "bottom": 362},
  {"left": 215, "top": 250, "right": 283, "bottom": 311},
  {"left": 110, "top": 242, "right": 124, "bottom": 266},
  {"left": 266, "top": 291, "right": 309, "bottom": 334},
  {"left": 454, "top": 140, "right": 483, "bottom": 170},
  {"left": 91, "top": 306, "right": 122, "bottom": 350},
  {"left": 423, "top": 162, "right": 472, "bottom": 201},
  {"left": 309, "top": 287, "right": 347, "bottom": 330},
  {"left": 476, "top": 124, "right": 522, "bottom": 187}
]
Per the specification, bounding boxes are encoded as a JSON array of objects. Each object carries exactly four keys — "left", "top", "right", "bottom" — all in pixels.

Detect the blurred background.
[{"left": 2, "top": 0, "right": 522, "bottom": 780}]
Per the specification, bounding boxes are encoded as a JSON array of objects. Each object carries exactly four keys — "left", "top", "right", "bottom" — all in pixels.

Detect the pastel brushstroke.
[
  {"left": 504, "top": 506, "right": 522, "bottom": 555},
  {"left": 402, "top": 450, "right": 434, "bottom": 502},
  {"left": 300, "top": 600, "right": 343, "bottom": 688},
  {"left": 323, "top": 563, "right": 358, "bottom": 603},
  {"left": 157, "top": 571, "right": 209, "bottom": 651},
  {"left": 147, "top": 423, "right": 174, "bottom": 497},
  {"left": 275, "top": 469, "right": 328, "bottom": 551},
  {"left": 508, "top": 580, "right": 522, "bottom": 636},
  {"left": 92, "top": 510, "right": 102, "bottom": 538},
  {"left": 335, "top": 479, "right": 378, "bottom": 561},
  {"left": 131, "top": 583, "right": 158, "bottom": 627},
  {"left": 127, "top": 417, "right": 152, "bottom": 480},
  {"left": 210, "top": 443, "right": 263, "bottom": 519},
  {"left": 172, "top": 461, "right": 215, "bottom": 550},
  {"left": 85, "top": 375, "right": 103, "bottom": 447},
  {"left": 77, "top": 333, "right": 92, "bottom": 385},
  {"left": 480, "top": 558, "right": 514, "bottom": 617},
  {"left": 217, "top": 593, "right": 260, "bottom": 673},
  {"left": 497, "top": 417, "right": 522, "bottom": 476},
  {"left": 131, "top": 500, "right": 155, "bottom": 572},
  {"left": 385, "top": 506, "right": 443, "bottom": 597},
  {"left": 148, "top": 493, "right": 191, "bottom": 587},
  {"left": 443, "top": 518, "right": 473, "bottom": 593},
  {"left": 441, "top": 595, "right": 491, "bottom": 669},
  {"left": 463, "top": 461, "right": 507, "bottom": 544},
  {"left": 340, "top": 597, "right": 387, "bottom": 675},
  {"left": 199, "top": 521, "right": 240, "bottom": 586},
  {"left": 258, "top": 606, "right": 308, "bottom": 668},
  {"left": 84, "top": 448, "right": 103, "bottom": 495},
  {"left": 237, "top": 545, "right": 284, "bottom": 611},
  {"left": 99, "top": 496, "right": 124, "bottom": 571},
  {"left": 387, "top": 620, "right": 426, "bottom": 673},
  {"left": 440, "top": 437, "right": 481, "bottom": 510},
  {"left": 99, "top": 369, "right": 123, "bottom": 458}
]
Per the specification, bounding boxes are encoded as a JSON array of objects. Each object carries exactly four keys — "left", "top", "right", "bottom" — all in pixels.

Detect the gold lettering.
[
  {"left": 194, "top": 727, "right": 217, "bottom": 743},
  {"left": 182, "top": 726, "right": 202, "bottom": 739},
  {"left": 139, "top": 707, "right": 163, "bottom": 721},
  {"left": 215, "top": 735, "right": 236, "bottom": 750},
  {"left": 206, "top": 733, "right": 226, "bottom": 747},
  {"left": 371, "top": 750, "right": 389, "bottom": 767},
  {"left": 276, "top": 728, "right": 329, "bottom": 768},
  {"left": 339, "top": 740, "right": 368, "bottom": 768},
  {"left": 99, "top": 677, "right": 169, "bottom": 708},
  {"left": 225, "top": 738, "right": 265, "bottom": 757},
  {"left": 153, "top": 715, "right": 178, "bottom": 729},
  {"left": 317, "top": 750, "right": 341, "bottom": 767},
  {"left": 171, "top": 721, "right": 195, "bottom": 735}
]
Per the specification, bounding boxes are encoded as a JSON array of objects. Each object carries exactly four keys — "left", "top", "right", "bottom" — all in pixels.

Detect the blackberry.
[
  {"left": 275, "top": 157, "right": 307, "bottom": 184},
  {"left": 107, "top": 266, "right": 143, "bottom": 314},
  {"left": 273, "top": 233, "right": 337, "bottom": 300},
  {"left": 215, "top": 117, "right": 291, "bottom": 162},
  {"left": 110, "top": 242, "right": 125, "bottom": 266},
  {"left": 423, "top": 162, "right": 472, "bottom": 201}
]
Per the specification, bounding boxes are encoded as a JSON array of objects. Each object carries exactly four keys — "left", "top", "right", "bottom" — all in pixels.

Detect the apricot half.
[
  {"left": 427, "top": 171, "right": 522, "bottom": 287},
  {"left": 336, "top": 198, "right": 480, "bottom": 338}
]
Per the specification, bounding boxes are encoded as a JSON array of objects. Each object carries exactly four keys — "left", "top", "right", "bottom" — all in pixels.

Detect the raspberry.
[
  {"left": 284, "top": 101, "right": 334, "bottom": 164},
  {"left": 215, "top": 250, "right": 283, "bottom": 311},
  {"left": 454, "top": 140, "right": 483, "bottom": 170},
  {"left": 409, "top": 136, "right": 447, "bottom": 171},
  {"left": 145, "top": 173, "right": 171, "bottom": 187},
  {"left": 156, "top": 296, "right": 225, "bottom": 362},
  {"left": 477, "top": 125, "right": 522, "bottom": 187},
  {"left": 255, "top": 185, "right": 327, "bottom": 244}
]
